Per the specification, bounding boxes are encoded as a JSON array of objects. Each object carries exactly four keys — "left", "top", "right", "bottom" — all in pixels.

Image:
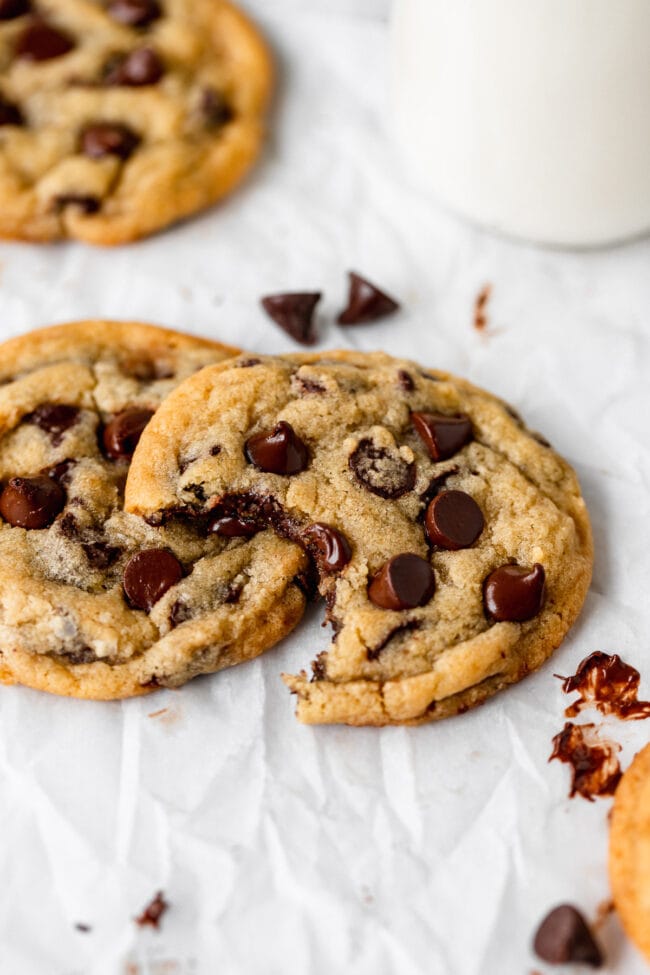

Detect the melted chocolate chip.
[
  {"left": 367, "top": 619, "right": 421, "bottom": 660},
  {"left": 261, "top": 292, "right": 321, "bottom": 346},
  {"left": 294, "top": 562, "right": 319, "bottom": 602},
  {"left": 483, "top": 563, "right": 545, "bottom": 622},
  {"left": 58, "top": 512, "right": 81, "bottom": 540},
  {"left": 236, "top": 357, "right": 261, "bottom": 368},
  {"left": 15, "top": 19, "right": 75, "bottom": 61},
  {"left": 104, "top": 48, "right": 163, "bottom": 86},
  {"left": 311, "top": 651, "right": 328, "bottom": 681},
  {"left": 107, "top": 0, "right": 161, "bottom": 28},
  {"left": 0, "top": 475, "right": 65, "bottom": 529},
  {"left": 302, "top": 523, "right": 352, "bottom": 573},
  {"left": 349, "top": 439, "right": 416, "bottom": 499},
  {"left": 26, "top": 403, "right": 80, "bottom": 446},
  {"left": 245, "top": 421, "right": 309, "bottom": 475},
  {"left": 396, "top": 369, "right": 414, "bottom": 391},
  {"left": 208, "top": 514, "right": 258, "bottom": 538},
  {"left": 135, "top": 891, "right": 168, "bottom": 929},
  {"left": 0, "top": 0, "right": 30, "bottom": 19},
  {"left": 123, "top": 549, "right": 182, "bottom": 611},
  {"left": 549, "top": 722, "right": 621, "bottom": 801},
  {"left": 82, "top": 541, "right": 122, "bottom": 569},
  {"left": 533, "top": 905, "right": 603, "bottom": 967},
  {"left": 65, "top": 646, "right": 97, "bottom": 665},
  {"left": 411, "top": 412, "right": 473, "bottom": 462},
  {"left": 43, "top": 459, "right": 75, "bottom": 485},
  {"left": 120, "top": 356, "right": 173, "bottom": 381},
  {"left": 419, "top": 466, "right": 459, "bottom": 506},
  {"left": 293, "top": 375, "right": 326, "bottom": 396},
  {"left": 558, "top": 652, "right": 650, "bottom": 720},
  {"left": 424, "top": 490, "right": 484, "bottom": 550},
  {"left": 0, "top": 96, "right": 23, "bottom": 126},
  {"left": 368, "top": 554, "right": 435, "bottom": 611},
  {"left": 201, "top": 87, "right": 234, "bottom": 127},
  {"left": 81, "top": 122, "right": 140, "bottom": 160},
  {"left": 102, "top": 409, "right": 154, "bottom": 461},
  {"left": 54, "top": 195, "right": 100, "bottom": 215},
  {"left": 338, "top": 272, "right": 400, "bottom": 325},
  {"left": 169, "top": 599, "right": 191, "bottom": 627}
]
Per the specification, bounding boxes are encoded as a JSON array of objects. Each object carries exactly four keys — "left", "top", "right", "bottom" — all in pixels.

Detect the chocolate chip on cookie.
[
  {"left": 483, "top": 563, "right": 545, "bottom": 622},
  {"left": 81, "top": 123, "right": 140, "bottom": 160},
  {"left": 123, "top": 549, "right": 183, "bottom": 611},
  {"left": 102, "top": 409, "right": 154, "bottom": 461},
  {"left": 533, "top": 905, "right": 603, "bottom": 967},
  {"left": 349, "top": 438, "right": 416, "bottom": 498},
  {"left": 424, "top": 490, "right": 484, "bottom": 550},
  {"left": 104, "top": 48, "right": 164, "bottom": 86},
  {"left": 15, "top": 19, "right": 75, "bottom": 62},
  {"left": 0, "top": 97, "right": 23, "bottom": 127},
  {"left": 0, "top": 475, "right": 65, "bottom": 529},
  {"left": 338, "top": 272, "right": 400, "bottom": 325},
  {"left": 368, "top": 554, "right": 435, "bottom": 611},
  {"left": 26, "top": 404, "right": 80, "bottom": 445},
  {"left": 0, "top": 0, "right": 31, "bottom": 20},
  {"left": 411, "top": 412, "right": 473, "bottom": 462},
  {"left": 302, "top": 523, "right": 352, "bottom": 573},
  {"left": 107, "top": 0, "right": 162, "bottom": 28},
  {"left": 261, "top": 293, "right": 321, "bottom": 346},
  {"left": 54, "top": 195, "right": 101, "bottom": 214},
  {"left": 201, "top": 88, "right": 234, "bottom": 128},
  {"left": 245, "top": 421, "right": 309, "bottom": 475},
  {"left": 208, "top": 514, "right": 258, "bottom": 538}
]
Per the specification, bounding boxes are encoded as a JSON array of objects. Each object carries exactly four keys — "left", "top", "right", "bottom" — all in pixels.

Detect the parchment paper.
[{"left": 0, "top": 2, "right": 649, "bottom": 973}]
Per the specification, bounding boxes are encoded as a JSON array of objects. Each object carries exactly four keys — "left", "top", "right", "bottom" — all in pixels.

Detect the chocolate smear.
[
  {"left": 473, "top": 283, "right": 492, "bottom": 332},
  {"left": 557, "top": 652, "right": 650, "bottom": 720},
  {"left": 549, "top": 722, "right": 621, "bottom": 801}
]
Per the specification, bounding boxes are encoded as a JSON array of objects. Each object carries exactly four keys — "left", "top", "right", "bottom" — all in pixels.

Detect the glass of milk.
[{"left": 390, "top": 0, "right": 650, "bottom": 247}]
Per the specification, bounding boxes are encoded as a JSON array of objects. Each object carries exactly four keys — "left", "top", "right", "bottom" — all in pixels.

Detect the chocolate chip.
[
  {"left": 0, "top": 475, "right": 65, "bottom": 529},
  {"left": 102, "top": 409, "right": 154, "bottom": 461},
  {"left": 424, "top": 490, "right": 484, "bottom": 550},
  {"left": 411, "top": 412, "right": 473, "bottom": 461},
  {"left": 245, "top": 421, "right": 309, "bottom": 475},
  {"left": 104, "top": 48, "right": 163, "bottom": 86},
  {"left": 209, "top": 445, "right": 222, "bottom": 456},
  {"left": 107, "top": 0, "right": 161, "bottom": 28},
  {"left": 169, "top": 599, "right": 191, "bottom": 627},
  {"left": 533, "top": 905, "right": 603, "bottom": 967},
  {"left": 0, "top": 0, "right": 30, "bottom": 19},
  {"left": 368, "top": 554, "right": 435, "bottom": 611},
  {"left": 349, "top": 439, "right": 415, "bottom": 499},
  {"left": 483, "top": 563, "right": 546, "bottom": 622},
  {"left": 201, "top": 87, "right": 234, "bottom": 127},
  {"left": 302, "top": 523, "right": 352, "bottom": 573},
  {"left": 0, "top": 96, "right": 23, "bottom": 126},
  {"left": 396, "top": 369, "right": 414, "bottom": 391},
  {"left": 26, "top": 403, "right": 80, "bottom": 446},
  {"left": 261, "top": 292, "right": 321, "bottom": 346},
  {"left": 184, "top": 483, "right": 206, "bottom": 502},
  {"left": 123, "top": 549, "right": 182, "bottom": 611},
  {"left": 15, "top": 19, "right": 75, "bottom": 61},
  {"left": 74, "top": 923, "right": 91, "bottom": 933},
  {"left": 236, "top": 357, "right": 261, "bottom": 368},
  {"left": 120, "top": 356, "right": 173, "bottom": 381},
  {"left": 65, "top": 645, "right": 97, "bottom": 665},
  {"left": 208, "top": 514, "right": 258, "bottom": 538},
  {"left": 82, "top": 541, "right": 122, "bottom": 569},
  {"left": 338, "top": 272, "right": 400, "bottom": 325},
  {"left": 135, "top": 891, "right": 168, "bottom": 929},
  {"left": 293, "top": 375, "right": 326, "bottom": 395},
  {"left": 58, "top": 511, "right": 81, "bottom": 540},
  {"left": 81, "top": 122, "right": 140, "bottom": 160},
  {"left": 54, "top": 195, "right": 100, "bottom": 215},
  {"left": 43, "top": 459, "right": 75, "bottom": 485}
]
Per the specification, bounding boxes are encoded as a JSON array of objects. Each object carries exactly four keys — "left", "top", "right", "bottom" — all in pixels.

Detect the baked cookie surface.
[
  {"left": 0, "top": 0, "right": 272, "bottom": 244},
  {"left": 0, "top": 322, "right": 305, "bottom": 699},
  {"left": 125, "top": 350, "right": 593, "bottom": 726},
  {"left": 609, "top": 743, "right": 650, "bottom": 963}
]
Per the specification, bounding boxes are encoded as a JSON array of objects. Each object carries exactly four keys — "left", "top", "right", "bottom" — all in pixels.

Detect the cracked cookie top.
[
  {"left": 0, "top": 0, "right": 272, "bottom": 243},
  {"left": 0, "top": 322, "right": 306, "bottom": 700},
  {"left": 125, "top": 350, "right": 593, "bottom": 726}
]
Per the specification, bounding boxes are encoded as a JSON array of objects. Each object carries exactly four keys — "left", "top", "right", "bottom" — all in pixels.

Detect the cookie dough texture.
[
  {"left": 0, "top": 0, "right": 272, "bottom": 244},
  {"left": 0, "top": 322, "right": 305, "bottom": 699},
  {"left": 126, "top": 350, "right": 593, "bottom": 726},
  {"left": 609, "top": 743, "right": 650, "bottom": 963}
]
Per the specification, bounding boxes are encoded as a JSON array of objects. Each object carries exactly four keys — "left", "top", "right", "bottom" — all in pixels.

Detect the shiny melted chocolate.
[
  {"left": 549, "top": 722, "right": 621, "bottom": 801},
  {"left": 558, "top": 652, "right": 650, "bottom": 720}
]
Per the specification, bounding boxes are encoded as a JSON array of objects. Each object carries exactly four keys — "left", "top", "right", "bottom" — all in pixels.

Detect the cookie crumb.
[
  {"left": 147, "top": 707, "right": 168, "bottom": 718},
  {"left": 473, "top": 283, "right": 492, "bottom": 331}
]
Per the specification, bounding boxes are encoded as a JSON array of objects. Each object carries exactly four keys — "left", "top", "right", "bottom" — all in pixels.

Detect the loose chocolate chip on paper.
[
  {"left": 134, "top": 891, "right": 169, "bottom": 929},
  {"left": 0, "top": 0, "right": 30, "bottom": 19},
  {"left": 15, "top": 19, "right": 75, "bottom": 61},
  {"left": 26, "top": 403, "right": 80, "bottom": 445},
  {"left": 104, "top": 47, "right": 163, "bottom": 86},
  {"left": 102, "top": 409, "right": 154, "bottom": 461},
  {"left": 411, "top": 412, "right": 473, "bottom": 462},
  {"left": 349, "top": 439, "right": 416, "bottom": 499},
  {"left": 81, "top": 122, "right": 140, "bottom": 160},
  {"left": 261, "top": 292, "right": 322, "bottom": 345},
  {"left": 0, "top": 475, "right": 65, "bottom": 529},
  {"left": 302, "top": 523, "right": 352, "bottom": 573},
  {"left": 483, "top": 563, "right": 545, "bottom": 622},
  {"left": 0, "top": 96, "right": 23, "bottom": 126},
  {"left": 123, "top": 549, "right": 183, "bottom": 612},
  {"left": 107, "top": 0, "right": 162, "bottom": 28},
  {"left": 424, "top": 490, "right": 484, "bottom": 550},
  {"left": 338, "top": 272, "right": 400, "bottom": 325},
  {"left": 368, "top": 553, "right": 435, "bottom": 611},
  {"left": 533, "top": 904, "right": 603, "bottom": 967},
  {"left": 245, "top": 421, "right": 309, "bottom": 475}
]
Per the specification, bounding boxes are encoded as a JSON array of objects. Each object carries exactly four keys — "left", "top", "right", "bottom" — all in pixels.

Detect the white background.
[{"left": 1, "top": 2, "right": 649, "bottom": 973}]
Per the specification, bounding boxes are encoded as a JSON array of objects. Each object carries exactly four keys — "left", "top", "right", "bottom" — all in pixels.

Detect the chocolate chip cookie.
[
  {"left": 609, "top": 743, "right": 650, "bottom": 963},
  {"left": 0, "top": 1, "right": 272, "bottom": 243},
  {"left": 125, "top": 350, "right": 593, "bottom": 726},
  {"left": 0, "top": 322, "right": 306, "bottom": 699}
]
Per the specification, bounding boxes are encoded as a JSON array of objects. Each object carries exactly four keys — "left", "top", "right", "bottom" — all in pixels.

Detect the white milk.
[{"left": 390, "top": 0, "right": 650, "bottom": 247}]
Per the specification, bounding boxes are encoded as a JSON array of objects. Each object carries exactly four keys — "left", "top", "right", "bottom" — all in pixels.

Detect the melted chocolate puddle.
[
  {"left": 549, "top": 722, "right": 621, "bottom": 801},
  {"left": 557, "top": 652, "right": 650, "bottom": 720}
]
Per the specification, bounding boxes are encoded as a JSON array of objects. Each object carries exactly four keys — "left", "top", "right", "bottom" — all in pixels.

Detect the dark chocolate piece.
[
  {"left": 368, "top": 554, "right": 435, "bottom": 611},
  {"left": 102, "top": 409, "right": 154, "bottom": 461},
  {"left": 338, "top": 272, "right": 400, "bottom": 325},
  {"left": 0, "top": 96, "right": 23, "bottom": 126},
  {"left": 483, "top": 563, "right": 545, "bottom": 622},
  {"left": 0, "top": 0, "right": 30, "bottom": 19},
  {"left": 201, "top": 87, "right": 234, "bottom": 127},
  {"left": 349, "top": 438, "right": 416, "bottom": 499},
  {"left": 261, "top": 292, "right": 321, "bottom": 345},
  {"left": 245, "top": 421, "right": 309, "bottom": 475},
  {"left": 424, "top": 490, "right": 484, "bottom": 550},
  {"left": 123, "top": 549, "right": 182, "bottom": 611},
  {"left": 15, "top": 19, "right": 75, "bottom": 61},
  {"left": 411, "top": 412, "right": 473, "bottom": 462},
  {"left": 107, "top": 0, "right": 162, "bottom": 27},
  {"left": 81, "top": 122, "right": 140, "bottom": 160},
  {"left": 26, "top": 403, "right": 80, "bottom": 446},
  {"left": 533, "top": 904, "right": 603, "bottom": 967},
  {"left": 104, "top": 47, "right": 163, "bottom": 86},
  {"left": 302, "top": 523, "right": 352, "bottom": 573},
  {"left": 134, "top": 891, "right": 169, "bottom": 929},
  {"left": 0, "top": 475, "right": 65, "bottom": 529}
]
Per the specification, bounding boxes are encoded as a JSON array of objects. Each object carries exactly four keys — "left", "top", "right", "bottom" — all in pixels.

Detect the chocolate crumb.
[
  {"left": 473, "top": 283, "right": 492, "bottom": 331},
  {"left": 134, "top": 891, "right": 168, "bottom": 929},
  {"left": 74, "top": 923, "right": 91, "bottom": 933}
]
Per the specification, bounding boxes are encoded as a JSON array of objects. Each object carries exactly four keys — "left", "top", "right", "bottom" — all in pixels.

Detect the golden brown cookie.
[
  {"left": 125, "top": 350, "right": 593, "bottom": 725},
  {"left": 0, "top": 0, "right": 272, "bottom": 244},
  {"left": 609, "top": 743, "right": 650, "bottom": 963},
  {"left": 0, "top": 322, "right": 306, "bottom": 699}
]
